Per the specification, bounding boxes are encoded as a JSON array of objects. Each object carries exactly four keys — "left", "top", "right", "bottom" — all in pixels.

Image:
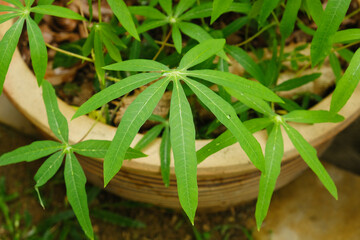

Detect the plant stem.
[
  {"left": 153, "top": 28, "right": 172, "bottom": 61},
  {"left": 78, "top": 105, "right": 106, "bottom": 143},
  {"left": 45, "top": 43, "right": 94, "bottom": 62},
  {"left": 154, "top": 40, "right": 175, "bottom": 48},
  {"left": 106, "top": 76, "right": 121, "bottom": 82},
  {"left": 345, "top": 7, "right": 360, "bottom": 19},
  {"left": 333, "top": 40, "right": 360, "bottom": 52},
  {"left": 98, "top": 0, "right": 102, "bottom": 23},
  {"left": 236, "top": 22, "right": 276, "bottom": 47}
]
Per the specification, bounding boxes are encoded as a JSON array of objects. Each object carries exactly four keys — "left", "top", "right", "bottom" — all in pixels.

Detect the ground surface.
[{"left": 0, "top": 117, "right": 359, "bottom": 239}]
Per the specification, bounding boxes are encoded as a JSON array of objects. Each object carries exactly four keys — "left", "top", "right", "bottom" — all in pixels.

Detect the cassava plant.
[{"left": 0, "top": 0, "right": 360, "bottom": 238}]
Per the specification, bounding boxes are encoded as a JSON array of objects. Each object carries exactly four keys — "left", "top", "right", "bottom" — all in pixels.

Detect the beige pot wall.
[{"left": 1, "top": 19, "right": 360, "bottom": 209}]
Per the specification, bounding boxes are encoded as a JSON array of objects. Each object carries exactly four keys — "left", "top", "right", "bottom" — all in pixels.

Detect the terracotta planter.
[{"left": 2, "top": 20, "right": 360, "bottom": 210}]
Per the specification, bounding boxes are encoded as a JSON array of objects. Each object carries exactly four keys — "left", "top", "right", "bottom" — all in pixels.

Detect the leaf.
[
  {"left": 279, "top": 0, "right": 301, "bottom": 39},
  {"left": 337, "top": 48, "right": 354, "bottom": 63},
  {"left": 329, "top": 52, "right": 342, "bottom": 81},
  {"left": 34, "top": 151, "right": 64, "bottom": 208},
  {"left": 1, "top": 0, "right": 24, "bottom": 9},
  {"left": 178, "top": 22, "right": 228, "bottom": 60},
  {"left": 174, "top": 0, "right": 196, "bottom": 17},
  {"left": 34, "top": 0, "right": 55, "bottom": 23},
  {"left": 272, "top": 73, "right": 321, "bottom": 91},
  {"left": 103, "top": 77, "right": 170, "bottom": 186},
  {"left": 107, "top": 0, "right": 139, "bottom": 40},
  {"left": 331, "top": 48, "right": 360, "bottom": 113},
  {"left": 72, "top": 140, "right": 146, "bottom": 159},
  {"left": 179, "top": 2, "right": 213, "bottom": 20},
  {"left": 94, "top": 30, "right": 105, "bottom": 86},
  {"left": 82, "top": 28, "right": 94, "bottom": 56},
  {"left": 64, "top": 152, "right": 93, "bottom": 240},
  {"left": 222, "top": 16, "right": 249, "bottom": 38},
  {"left": 0, "top": 12, "right": 21, "bottom": 25},
  {"left": 255, "top": 122, "right": 283, "bottom": 229},
  {"left": 91, "top": 209, "right": 146, "bottom": 228},
  {"left": 129, "top": 6, "right": 167, "bottom": 19},
  {"left": 333, "top": 29, "right": 360, "bottom": 44},
  {"left": 179, "top": 39, "right": 226, "bottom": 69},
  {"left": 184, "top": 77, "right": 264, "bottom": 171},
  {"left": 282, "top": 122, "right": 337, "bottom": 199},
  {"left": 0, "top": 17, "right": 24, "bottom": 94},
  {"left": 310, "top": 0, "right": 351, "bottom": 66},
  {"left": 26, "top": 16, "right": 47, "bottom": 86},
  {"left": 42, "top": 81, "right": 69, "bottom": 143},
  {"left": 34, "top": 151, "right": 64, "bottom": 188},
  {"left": 172, "top": 23, "right": 182, "bottom": 53},
  {"left": 158, "top": 0, "right": 172, "bottom": 16},
  {"left": 102, "top": 33, "right": 122, "bottom": 62},
  {"left": 284, "top": 110, "right": 344, "bottom": 124},
  {"left": 187, "top": 70, "right": 282, "bottom": 103},
  {"left": 258, "top": 0, "right": 280, "bottom": 27},
  {"left": 304, "top": 0, "right": 323, "bottom": 25},
  {"left": 160, "top": 125, "right": 171, "bottom": 187},
  {"left": 137, "top": 19, "right": 168, "bottom": 34},
  {"left": 211, "top": 0, "right": 233, "bottom": 24},
  {"left": 134, "top": 124, "right": 164, "bottom": 151},
  {"left": 225, "top": 45, "right": 266, "bottom": 84},
  {"left": 0, "top": 140, "right": 62, "bottom": 166},
  {"left": 0, "top": 4, "right": 21, "bottom": 13},
  {"left": 196, "top": 118, "right": 272, "bottom": 164},
  {"left": 170, "top": 79, "right": 198, "bottom": 224},
  {"left": 73, "top": 73, "right": 162, "bottom": 119},
  {"left": 30, "top": 5, "right": 86, "bottom": 20},
  {"left": 104, "top": 59, "right": 169, "bottom": 72}
]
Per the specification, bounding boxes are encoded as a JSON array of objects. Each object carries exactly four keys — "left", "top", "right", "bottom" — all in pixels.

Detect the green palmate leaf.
[
  {"left": 30, "top": 5, "right": 85, "bottom": 20},
  {"left": 258, "top": 0, "right": 280, "bottom": 27},
  {"left": 184, "top": 77, "right": 264, "bottom": 171},
  {"left": 331, "top": 48, "right": 360, "bottom": 113},
  {"left": 42, "top": 81, "right": 69, "bottom": 143},
  {"left": 26, "top": 16, "right": 47, "bottom": 86},
  {"left": 255, "top": 122, "right": 283, "bottom": 230},
  {"left": 72, "top": 140, "right": 146, "bottom": 159},
  {"left": 170, "top": 79, "right": 198, "bottom": 224},
  {"left": 104, "top": 77, "right": 170, "bottom": 186},
  {"left": 188, "top": 70, "right": 282, "bottom": 103},
  {"left": 174, "top": 0, "right": 196, "bottom": 17},
  {"left": 94, "top": 31, "right": 105, "bottom": 86},
  {"left": 282, "top": 122, "right": 337, "bottom": 199},
  {"left": 337, "top": 48, "right": 354, "bottom": 63},
  {"left": 137, "top": 19, "right": 168, "bottom": 33},
  {"left": 104, "top": 59, "right": 169, "bottom": 72},
  {"left": 0, "top": 16, "right": 24, "bottom": 94},
  {"left": 225, "top": 45, "right": 266, "bottom": 84},
  {"left": 179, "top": 39, "right": 226, "bottom": 70},
  {"left": 0, "top": 12, "right": 21, "bottom": 25},
  {"left": 25, "top": 0, "right": 35, "bottom": 7},
  {"left": 159, "top": 0, "right": 172, "bottom": 16},
  {"left": 107, "top": 0, "right": 139, "bottom": 40},
  {"left": 34, "top": 151, "right": 64, "bottom": 208},
  {"left": 222, "top": 16, "right": 248, "bottom": 37},
  {"left": 179, "top": 2, "right": 213, "bottom": 20},
  {"left": 148, "top": 114, "right": 166, "bottom": 122},
  {"left": 73, "top": 73, "right": 162, "bottom": 118},
  {"left": 82, "top": 28, "right": 94, "bottom": 56},
  {"left": 310, "top": 0, "right": 351, "bottom": 66},
  {"left": 2, "top": 0, "right": 24, "bottom": 9},
  {"left": 172, "top": 24, "right": 182, "bottom": 53},
  {"left": 228, "top": 2, "right": 251, "bottom": 14},
  {"left": 272, "top": 73, "right": 321, "bottom": 92},
  {"left": 134, "top": 124, "right": 165, "bottom": 151},
  {"left": 197, "top": 118, "right": 272, "bottom": 164},
  {"left": 64, "top": 152, "right": 93, "bottom": 240},
  {"left": 0, "top": 140, "right": 62, "bottom": 166},
  {"left": 304, "top": 0, "right": 323, "bottom": 25},
  {"left": 283, "top": 110, "right": 344, "bottom": 123},
  {"left": 160, "top": 125, "right": 171, "bottom": 187},
  {"left": 34, "top": 151, "right": 64, "bottom": 188},
  {"left": 100, "top": 24, "right": 126, "bottom": 48},
  {"left": 333, "top": 29, "right": 360, "bottom": 44},
  {"left": 129, "top": 6, "right": 167, "bottom": 19},
  {"left": 211, "top": 0, "right": 233, "bottom": 24},
  {"left": 329, "top": 52, "right": 342, "bottom": 81},
  {"left": 279, "top": 0, "right": 301, "bottom": 39}
]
